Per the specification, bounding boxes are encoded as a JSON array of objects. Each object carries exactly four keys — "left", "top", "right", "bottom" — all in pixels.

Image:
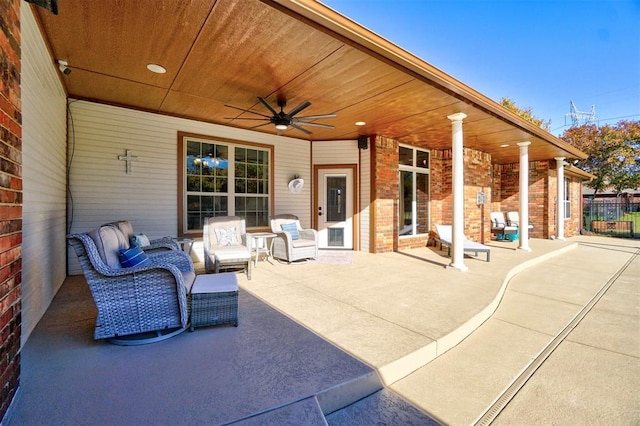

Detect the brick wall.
[
  {"left": 0, "top": 0, "right": 22, "bottom": 419},
  {"left": 430, "top": 148, "right": 491, "bottom": 243},
  {"left": 494, "top": 161, "right": 549, "bottom": 238},
  {"left": 564, "top": 177, "right": 581, "bottom": 237},
  {"left": 370, "top": 135, "right": 398, "bottom": 252}
]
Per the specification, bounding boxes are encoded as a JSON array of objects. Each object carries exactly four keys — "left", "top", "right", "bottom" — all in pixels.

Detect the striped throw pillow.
[{"left": 119, "top": 247, "right": 151, "bottom": 268}]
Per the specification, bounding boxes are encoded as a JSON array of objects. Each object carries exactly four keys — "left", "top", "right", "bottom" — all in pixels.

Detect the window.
[
  {"left": 181, "top": 135, "right": 271, "bottom": 233},
  {"left": 564, "top": 178, "right": 571, "bottom": 219},
  {"left": 398, "top": 146, "right": 430, "bottom": 236}
]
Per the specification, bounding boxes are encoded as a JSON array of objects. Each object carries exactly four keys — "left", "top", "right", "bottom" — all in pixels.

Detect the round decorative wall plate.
[{"left": 288, "top": 178, "right": 304, "bottom": 193}]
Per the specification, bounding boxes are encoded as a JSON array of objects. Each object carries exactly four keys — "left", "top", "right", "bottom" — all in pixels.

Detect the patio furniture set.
[
  {"left": 430, "top": 212, "right": 534, "bottom": 263},
  {"left": 490, "top": 211, "right": 534, "bottom": 241},
  {"left": 67, "top": 216, "right": 319, "bottom": 345}
]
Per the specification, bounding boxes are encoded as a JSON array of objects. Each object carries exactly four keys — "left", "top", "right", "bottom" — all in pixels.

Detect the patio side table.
[
  {"left": 190, "top": 273, "right": 238, "bottom": 331},
  {"left": 250, "top": 232, "right": 276, "bottom": 267},
  {"left": 173, "top": 237, "right": 195, "bottom": 255}
]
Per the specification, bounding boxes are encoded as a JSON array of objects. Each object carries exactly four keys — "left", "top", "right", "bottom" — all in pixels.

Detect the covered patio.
[
  {"left": 1, "top": 0, "right": 597, "bottom": 421},
  {"left": 5, "top": 237, "right": 584, "bottom": 424}
]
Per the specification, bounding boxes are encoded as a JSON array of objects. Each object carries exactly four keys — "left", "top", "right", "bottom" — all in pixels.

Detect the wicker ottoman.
[{"left": 190, "top": 273, "right": 238, "bottom": 331}]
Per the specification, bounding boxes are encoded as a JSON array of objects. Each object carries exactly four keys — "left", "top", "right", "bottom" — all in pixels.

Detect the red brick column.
[
  {"left": 0, "top": 0, "right": 22, "bottom": 419},
  {"left": 370, "top": 135, "right": 398, "bottom": 252}
]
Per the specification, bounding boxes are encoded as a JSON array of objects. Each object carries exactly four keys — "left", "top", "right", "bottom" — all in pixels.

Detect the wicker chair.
[
  {"left": 67, "top": 225, "right": 196, "bottom": 345},
  {"left": 270, "top": 214, "right": 318, "bottom": 263},
  {"left": 106, "top": 220, "right": 179, "bottom": 252},
  {"left": 203, "top": 216, "right": 252, "bottom": 279}
]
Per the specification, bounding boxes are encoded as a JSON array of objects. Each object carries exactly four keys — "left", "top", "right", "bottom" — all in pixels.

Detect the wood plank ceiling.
[{"left": 34, "top": 0, "right": 585, "bottom": 164}]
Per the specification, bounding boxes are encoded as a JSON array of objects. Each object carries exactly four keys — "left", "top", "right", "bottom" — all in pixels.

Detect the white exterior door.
[{"left": 316, "top": 168, "right": 354, "bottom": 249}]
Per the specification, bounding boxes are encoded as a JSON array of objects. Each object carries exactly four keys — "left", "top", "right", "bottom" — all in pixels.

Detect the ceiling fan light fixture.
[{"left": 275, "top": 124, "right": 288, "bottom": 130}]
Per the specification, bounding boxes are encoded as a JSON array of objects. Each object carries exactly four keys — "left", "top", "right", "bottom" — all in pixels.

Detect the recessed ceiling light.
[
  {"left": 146, "top": 63, "right": 166, "bottom": 74},
  {"left": 500, "top": 144, "right": 509, "bottom": 148},
  {"left": 355, "top": 121, "right": 366, "bottom": 126}
]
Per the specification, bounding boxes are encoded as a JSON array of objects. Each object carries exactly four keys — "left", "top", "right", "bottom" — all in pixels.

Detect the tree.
[
  {"left": 499, "top": 97, "right": 551, "bottom": 131},
  {"left": 561, "top": 120, "right": 640, "bottom": 195}
]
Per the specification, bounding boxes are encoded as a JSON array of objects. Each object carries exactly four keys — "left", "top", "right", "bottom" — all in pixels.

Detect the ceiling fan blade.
[
  {"left": 290, "top": 123, "right": 312, "bottom": 135},
  {"left": 257, "top": 97, "right": 279, "bottom": 116},
  {"left": 287, "top": 100, "right": 312, "bottom": 118},
  {"left": 294, "top": 121, "right": 335, "bottom": 129},
  {"left": 249, "top": 122, "right": 272, "bottom": 130},
  {"left": 294, "top": 113, "right": 337, "bottom": 120},
  {"left": 224, "top": 104, "right": 271, "bottom": 118},
  {"left": 223, "top": 117, "right": 269, "bottom": 121}
]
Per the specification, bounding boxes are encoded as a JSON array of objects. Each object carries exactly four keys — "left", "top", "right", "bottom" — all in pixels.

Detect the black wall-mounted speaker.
[{"left": 357, "top": 135, "right": 368, "bottom": 150}]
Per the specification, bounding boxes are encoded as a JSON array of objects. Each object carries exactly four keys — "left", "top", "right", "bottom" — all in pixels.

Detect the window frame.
[
  {"left": 564, "top": 177, "right": 571, "bottom": 219},
  {"left": 178, "top": 132, "right": 274, "bottom": 236},
  {"left": 398, "top": 145, "right": 431, "bottom": 237}
]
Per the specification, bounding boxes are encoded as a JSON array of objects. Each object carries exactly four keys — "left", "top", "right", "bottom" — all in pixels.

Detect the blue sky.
[{"left": 321, "top": 0, "right": 640, "bottom": 136}]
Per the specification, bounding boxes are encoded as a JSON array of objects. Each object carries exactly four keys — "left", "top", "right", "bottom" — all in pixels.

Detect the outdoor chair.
[
  {"left": 433, "top": 224, "right": 491, "bottom": 262},
  {"left": 105, "top": 220, "right": 179, "bottom": 252},
  {"left": 490, "top": 212, "right": 518, "bottom": 241},
  {"left": 270, "top": 214, "right": 318, "bottom": 263},
  {"left": 67, "top": 225, "right": 196, "bottom": 345},
  {"left": 506, "top": 211, "right": 534, "bottom": 233},
  {"left": 203, "top": 216, "right": 252, "bottom": 279}
]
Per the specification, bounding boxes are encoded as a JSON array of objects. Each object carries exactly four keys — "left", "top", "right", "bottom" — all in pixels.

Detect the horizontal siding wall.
[
  {"left": 359, "top": 147, "right": 371, "bottom": 252},
  {"left": 313, "top": 140, "right": 359, "bottom": 165},
  {"left": 68, "top": 101, "right": 311, "bottom": 274},
  {"left": 272, "top": 140, "right": 312, "bottom": 228},
  {"left": 21, "top": 4, "right": 68, "bottom": 344}
]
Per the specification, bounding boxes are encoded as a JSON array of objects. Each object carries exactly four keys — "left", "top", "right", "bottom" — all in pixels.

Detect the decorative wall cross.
[{"left": 117, "top": 149, "right": 138, "bottom": 174}]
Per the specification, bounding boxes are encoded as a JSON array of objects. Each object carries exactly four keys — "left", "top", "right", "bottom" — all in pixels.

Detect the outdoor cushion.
[
  {"left": 281, "top": 222, "right": 299, "bottom": 240},
  {"left": 209, "top": 245, "right": 251, "bottom": 261},
  {"left": 214, "top": 227, "right": 239, "bottom": 246},
  {"left": 119, "top": 247, "right": 151, "bottom": 268},
  {"left": 291, "top": 238, "right": 316, "bottom": 248},
  {"left": 131, "top": 233, "right": 151, "bottom": 248},
  {"left": 181, "top": 271, "right": 196, "bottom": 293},
  {"left": 111, "top": 220, "right": 135, "bottom": 240},
  {"left": 88, "top": 225, "right": 130, "bottom": 268}
]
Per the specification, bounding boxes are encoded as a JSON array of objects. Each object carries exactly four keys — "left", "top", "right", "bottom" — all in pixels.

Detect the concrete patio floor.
[
  {"left": 240, "top": 237, "right": 580, "bottom": 385},
  {"left": 5, "top": 235, "right": 638, "bottom": 424}
]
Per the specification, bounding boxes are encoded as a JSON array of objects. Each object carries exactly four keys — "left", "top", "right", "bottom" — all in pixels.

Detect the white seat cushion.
[
  {"left": 210, "top": 245, "right": 251, "bottom": 261},
  {"left": 291, "top": 239, "right": 316, "bottom": 248},
  {"left": 191, "top": 273, "right": 238, "bottom": 294}
]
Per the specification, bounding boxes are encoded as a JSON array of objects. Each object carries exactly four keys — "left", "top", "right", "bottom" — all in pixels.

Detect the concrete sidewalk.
[{"left": 390, "top": 239, "right": 639, "bottom": 424}]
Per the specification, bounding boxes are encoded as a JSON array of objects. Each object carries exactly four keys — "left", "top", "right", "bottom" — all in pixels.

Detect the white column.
[
  {"left": 555, "top": 157, "right": 565, "bottom": 240},
  {"left": 448, "top": 112, "right": 468, "bottom": 271},
  {"left": 517, "top": 142, "right": 531, "bottom": 251}
]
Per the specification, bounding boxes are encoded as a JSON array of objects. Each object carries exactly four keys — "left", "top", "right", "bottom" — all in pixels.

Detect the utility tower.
[{"left": 565, "top": 101, "right": 597, "bottom": 127}]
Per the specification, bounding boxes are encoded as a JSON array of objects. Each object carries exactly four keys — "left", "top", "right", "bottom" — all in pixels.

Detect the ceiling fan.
[{"left": 225, "top": 97, "right": 336, "bottom": 135}]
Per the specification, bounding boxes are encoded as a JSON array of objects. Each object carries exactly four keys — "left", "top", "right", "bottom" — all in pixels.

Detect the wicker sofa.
[
  {"left": 105, "top": 219, "right": 180, "bottom": 252},
  {"left": 270, "top": 214, "right": 318, "bottom": 263},
  {"left": 67, "top": 224, "right": 196, "bottom": 344}
]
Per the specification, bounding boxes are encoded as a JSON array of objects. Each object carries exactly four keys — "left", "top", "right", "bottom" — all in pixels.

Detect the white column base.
[{"left": 448, "top": 261, "right": 468, "bottom": 272}]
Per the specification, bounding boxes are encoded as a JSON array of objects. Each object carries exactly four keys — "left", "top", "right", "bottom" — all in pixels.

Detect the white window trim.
[
  {"left": 398, "top": 144, "right": 430, "bottom": 237},
  {"left": 180, "top": 134, "right": 272, "bottom": 234}
]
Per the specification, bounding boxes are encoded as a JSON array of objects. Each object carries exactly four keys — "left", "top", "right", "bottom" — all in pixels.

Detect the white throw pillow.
[{"left": 214, "top": 227, "right": 239, "bottom": 246}]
